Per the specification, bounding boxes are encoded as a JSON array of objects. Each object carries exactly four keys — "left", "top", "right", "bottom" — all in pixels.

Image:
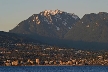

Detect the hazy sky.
[{"left": 0, "top": 0, "right": 108, "bottom": 32}]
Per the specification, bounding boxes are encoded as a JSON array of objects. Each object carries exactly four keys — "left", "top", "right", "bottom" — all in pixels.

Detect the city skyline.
[{"left": 0, "top": 0, "right": 108, "bottom": 32}]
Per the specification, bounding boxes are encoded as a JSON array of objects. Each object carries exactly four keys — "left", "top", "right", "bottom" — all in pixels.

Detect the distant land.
[
  {"left": 0, "top": 31, "right": 108, "bottom": 66},
  {"left": 0, "top": 10, "right": 108, "bottom": 66},
  {"left": 8, "top": 10, "right": 108, "bottom": 50}
]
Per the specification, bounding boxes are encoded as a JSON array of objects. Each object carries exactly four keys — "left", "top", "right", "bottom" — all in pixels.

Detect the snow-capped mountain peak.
[
  {"left": 40, "top": 9, "right": 63, "bottom": 16},
  {"left": 10, "top": 9, "right": 80, "bottom": 38}
]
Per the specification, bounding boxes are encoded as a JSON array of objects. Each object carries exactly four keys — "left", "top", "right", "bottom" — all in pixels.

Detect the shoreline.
[{"left": 2, "top": 65, "right": 108, "bottom": 67}]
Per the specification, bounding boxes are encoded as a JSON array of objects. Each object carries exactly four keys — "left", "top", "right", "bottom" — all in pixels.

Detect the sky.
[{"left": 0, "top": 0, "right": 108, "bottom": 32}]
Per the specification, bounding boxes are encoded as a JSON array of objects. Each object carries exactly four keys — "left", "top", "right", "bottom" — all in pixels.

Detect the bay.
[{"left": 0, "top": 66, "right": 108, "bottom": 72}]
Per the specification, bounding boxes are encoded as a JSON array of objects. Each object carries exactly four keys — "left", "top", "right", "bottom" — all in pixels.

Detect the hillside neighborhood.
[{"left": 0, "top": 42, "right": 108, "bottom": 66}]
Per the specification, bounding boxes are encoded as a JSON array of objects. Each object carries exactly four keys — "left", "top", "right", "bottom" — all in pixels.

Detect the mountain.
[
  {"left": 64, "top": 12, "right": 108, "bottom": 42},
  {"left": 0, "top": 31, "right": 40, "bottom": 47},
  {"left": 9, "top": 9, "right": 80, "bottom": 39},
  {"left": 63, "top": 12, "right": 108, "bottom": 50},
  {"left": 9, "top": 10, "right": 108, "bottom": 50}
]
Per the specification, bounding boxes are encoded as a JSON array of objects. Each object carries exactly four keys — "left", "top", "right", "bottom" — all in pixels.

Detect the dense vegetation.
[{"left": 0, "top": 31, "right": 40, "bottom": 46}]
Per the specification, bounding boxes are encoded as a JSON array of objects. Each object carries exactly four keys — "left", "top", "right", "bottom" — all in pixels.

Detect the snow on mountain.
[
  {"left": 56, "top": 26, "right": 60, "bottom": 30},
  {"left": 9, "top": 9, "right": 80, "bottom": 38}
]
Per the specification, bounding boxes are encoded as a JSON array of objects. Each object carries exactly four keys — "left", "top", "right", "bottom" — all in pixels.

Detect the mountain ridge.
[
  {"left": 64, "top": 12, "right": 108, "bottom": 43},
  {"left": 9, "top": 9, "right": 80, "bottom": 39},
  {"left": 8, "top": 10, "right": 108, "bottom": 50}
]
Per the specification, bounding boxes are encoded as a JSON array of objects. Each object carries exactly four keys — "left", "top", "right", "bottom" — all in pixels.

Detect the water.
[{"left": 0, "top": 66, "right": 108, "bottom": 72}]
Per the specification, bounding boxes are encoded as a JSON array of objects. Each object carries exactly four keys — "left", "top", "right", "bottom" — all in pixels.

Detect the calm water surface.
[{"left": 0, "top": 66, "right": 108, "bottom": 72}]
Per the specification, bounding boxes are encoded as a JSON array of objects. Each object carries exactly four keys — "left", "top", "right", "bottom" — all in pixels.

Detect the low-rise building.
[{"left": 12, "top": 60, "right": 19, "bottom": 66}]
